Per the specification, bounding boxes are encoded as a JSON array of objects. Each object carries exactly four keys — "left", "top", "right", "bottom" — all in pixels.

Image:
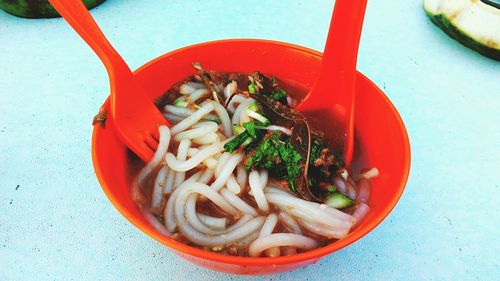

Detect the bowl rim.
[{"left": 92, "top": 38, "right": 411, "bottom": 266}]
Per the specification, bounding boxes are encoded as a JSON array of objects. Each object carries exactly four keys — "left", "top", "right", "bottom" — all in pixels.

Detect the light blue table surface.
[{"left": 1, "top": 0, "right": 499, "bottom": 280}]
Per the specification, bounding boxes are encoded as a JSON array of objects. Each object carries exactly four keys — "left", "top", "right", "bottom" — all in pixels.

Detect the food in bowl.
[{"left": 131, "top": 63, "right": 379, "bottom": 257}]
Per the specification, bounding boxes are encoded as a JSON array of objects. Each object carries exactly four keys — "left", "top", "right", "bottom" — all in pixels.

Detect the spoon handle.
[
  {"left": 48, "top": 0, "right": 132, "bottom": 77},
  {"left": 303, "top": 0, "right": 368, "bottom": 166},
  {"left": 326, "top": 0, "right": 367, "bottom": 165},
  {"left": 321, "top": 0, "right": 367, "bottom": 83}
]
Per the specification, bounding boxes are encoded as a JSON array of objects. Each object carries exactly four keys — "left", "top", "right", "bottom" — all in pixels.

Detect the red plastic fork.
[
  {"left": 295, "top": 0, "right": 368, "bottom": 166},
  {"left": 48, "top": 0, "right": 168, "bottom": 161}
]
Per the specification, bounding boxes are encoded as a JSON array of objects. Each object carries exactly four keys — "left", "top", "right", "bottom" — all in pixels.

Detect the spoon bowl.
[{"left": 92, "top": 39, "right": 411, "bottom": 275}]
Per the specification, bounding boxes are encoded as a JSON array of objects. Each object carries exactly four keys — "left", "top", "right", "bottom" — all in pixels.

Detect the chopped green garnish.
[
  {"left": 242, "top": 136, "right": 254, "bottom": 147},
  {"left": 224, "top": 120, "right": 267, "bottom": 153},
  {"left": 309, "top": 140, "right": 323, "bottom": 165},
  {"left": 224, "top": 131, "right": 251, "bottom": 153},
  {"left": 242, "top": 120, "right": 260, "bottom": 138},
  {"left": 247, "top": 101, "right": 259, "bottom": 112},
  {"left": 327, "top": 185, "right": 337, "bottom": 194},
  {"left": 233, "top": 124, "right": 245, "bottom": 135},
  {"left": 277, "top": 142, "right": 302, "bottom": 193},
  {"left": 248, "top": 82, "right": 257, "bottom": 94},
  {"left": 271, "top": 77, "right": 277, "bottom": 85},
  {"left": 270, "top": 89, "right": 287, "bottom": 101},
  {"left": 245, "top": 132, "right": 281, "bottom": 171},
  {"left": 244, "top": 131, "right": 302, "bottom": 194},
  {"left": 173, "top": 99, "right": 188, "bottom": 107},
  {"left": 325, "top": 192, "right": 354, "bottom": 209}
]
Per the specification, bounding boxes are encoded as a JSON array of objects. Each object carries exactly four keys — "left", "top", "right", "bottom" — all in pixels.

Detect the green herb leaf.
[
  {"left": 270, "top": 89, "right": 287, "bottom": 101},
  {"left": 242, "top": 120, "right": 266, "bottom": 138},
  {"left": 244, "top": 131, "right": 302, "bottom": 194},
  {"left": 327, "top": 185, "right": 337, "bottom": 194},
  {"left": 248, "top": 82, "right": 257, "bottom": 94},
  {"left": 224, "top": 120, "right": 267, "bottom": 153},
  {"left": 224, "top": 131, "right": 250, "bottom": 153}
]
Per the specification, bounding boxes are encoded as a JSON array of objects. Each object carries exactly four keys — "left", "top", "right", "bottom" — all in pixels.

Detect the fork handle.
[{"left": 48, "top": 0, "right": 133, "bottom": 79}]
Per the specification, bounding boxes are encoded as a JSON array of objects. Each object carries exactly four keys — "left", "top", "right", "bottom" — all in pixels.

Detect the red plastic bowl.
[{"left": 91, "top": 39, "right": 411, "bottom": 275}]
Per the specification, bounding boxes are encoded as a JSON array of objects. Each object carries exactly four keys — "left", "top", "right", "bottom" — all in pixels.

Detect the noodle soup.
[{"left": 131, "top": 64, "right": 378, "bottom": 257}]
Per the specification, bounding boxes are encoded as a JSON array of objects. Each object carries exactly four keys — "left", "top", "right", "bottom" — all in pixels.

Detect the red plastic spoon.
[
  {"left": 295, "top": 0, "right": 368, "bottom": 166},
  {"left": 48, "top": 0, "right": 168, "bottom": 161}
]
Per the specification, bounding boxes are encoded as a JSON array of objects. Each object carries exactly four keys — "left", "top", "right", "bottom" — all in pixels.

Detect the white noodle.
[
  {"left": 185, "top": 82, "right": 206, "bottom": 90},
  {"left": 163, "top": 113, "right": 184, "bottom": 124},
  {"left": 210, "top": 153, "right": 244, "bottom": 191},
  {"left": 185, "top": 194, "right": 218, "bottom": 234},
  {"left": 203, "top": 157, "right": 218, "bottom": 169},
  {"left": 174, "top": 122, "right": 218, "bottom": 142},
  {"left": 247, "top": 110, "right": 268, "bottom": 124},
  {"left": 198, "top": 169, "right": 214, "bottom": 184},
  {"left": 132, "top": 125, "right": 171, "bottom": 205},
  {"left": 173, "top": 139, "right": 191, "bottom": 188},
  {"left": 170, "top": 103, "right": 215, "bottom": 135},
  {"left": 206, "top": 101, "right": 232, "bottom": 137},
  {"left": 278, "top": 211, "right": 302, "bottom": 235},
  {"left": 177, "top": 183, "right": 238, "bottom": 215},
  {"left": 166, "top": 141, "right": 226, "bottom": 172},
  {"left": 187, "top": 147, "right": 199, "bottom": 157},
  {"left": 232, "top": 98, "right": 254, "bottom": 124},
  {"left": 193, "top": 132, "right": 219, "bottom": 145},
  {"left": 163, "top": 171, "right": 203, "bottom": 232},
  {"left": 151, "top": 165, "right": 168, "bottom": 209},
  {"left": 249, "top": 170, "right": 269, "bottom": 212},
  {"left": 188, "top": 88, "right": 210, "bottom": 103},
  {"left": 175, "top": 183, "right": 265, "bottom": 246},
  {"left": 239, "top": 106, "right": 251, "bottom": 124},
  {"left": 265, "top": 191, "right": 354, "bottom": 230},
  {"left": 136, "top": 125, "right": 171, "bottom": 185},
  {"left": 179, "top": 83, "right": 206, "bottom": 95},
  {"left": 220, "top": 188, "right": 258, "bottom": 216},
  {"left": 198, "top": 214, "right": 226, "bottom": 230},
  {"left": 215, "top": 152, "right": 231, "bottom": 175},
  {"left": 225, "top": 175, "right": 241, "bottom": 194},
  {"left": 299, "top": 219, "right": 350, "bottom": 239},
  {"left": 236, "top": 164, "right": 247, "bottom": 189},
  {"left": 258, "top": 214, "right": 280, "bottom": 257},
  {"left": 249, "top": 233, "right": 318, "bottom": 257},
  {"left": 266, "top": 187, "right": 355, "bottom": 221},
  {"left": 265, "top": 125, "right": 292, "bottom": 136},
  {"left": 163, "top": 167, "right": 175, "bottom": 194},
  {"left": 223, "top": 80, "right": 237, "bottom": 99},
  {"left": 227, "top": 94, "right": 247, "bottom": 113},
  {"left": 164, "top": 107, "right": 219, "bottom": 124},
  {"left": 142, "top": 210, "right": 171, "bottom": 236},
  {"left": 259, "top": 170, "right": 268, "bottom": 189},
  {"left": 235, "top": 230, "right": 260, "bottom": 248}
]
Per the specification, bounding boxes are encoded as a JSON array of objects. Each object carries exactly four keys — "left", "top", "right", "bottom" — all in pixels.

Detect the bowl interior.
[{"left": 92, "top": 39, "right": 410, "bottom": 268}]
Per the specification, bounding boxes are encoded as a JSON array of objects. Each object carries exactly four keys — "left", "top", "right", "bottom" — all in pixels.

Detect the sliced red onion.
[
  {"left": 356, "top": 178, "right": 371, "bottom": 204},
  {"left": 360, "top": 167, "right": 379, "bottom": 180},
  {"left": 352, "top": 203, "right": 370, "bottom": 226}
]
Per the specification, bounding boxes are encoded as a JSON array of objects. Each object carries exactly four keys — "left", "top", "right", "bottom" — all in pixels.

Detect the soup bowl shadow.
[{"left": 91, "top": 39, "right": 411, "bottom": 275}]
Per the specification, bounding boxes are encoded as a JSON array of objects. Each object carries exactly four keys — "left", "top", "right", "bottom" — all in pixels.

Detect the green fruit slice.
[
  {"left": 424, "top": 0, "right": 500, "bottom": 60},
  {"left": 0, "top": 0, "right": 106, "bottom": 19}
]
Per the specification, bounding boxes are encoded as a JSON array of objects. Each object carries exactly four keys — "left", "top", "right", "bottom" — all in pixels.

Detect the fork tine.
[
  {"left": 134, "top": 141, "right": 155, "bottom": 161},
  {"left": 144, "top": 133, "right": 159, "bottom": 151},
  {"left": 151, "top": 129, "right": 160, "bottom": 142}
]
